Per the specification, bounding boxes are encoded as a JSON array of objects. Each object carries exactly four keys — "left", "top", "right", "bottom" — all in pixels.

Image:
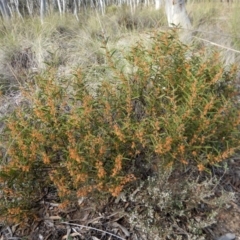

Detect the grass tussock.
[
  {"left": 0, "top": 29, "right": 239, "bottom": 225},
  {"left": 0, "top": 2, "right": 240, "bottom": 94}
]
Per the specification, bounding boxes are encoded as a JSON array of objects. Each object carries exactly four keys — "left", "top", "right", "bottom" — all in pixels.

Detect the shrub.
[
  {"left": 0, "top": 29, "right": 239, "bottom": 223},
  {"left": 127, "top": 166, "right": 234, "bottom": 240}
]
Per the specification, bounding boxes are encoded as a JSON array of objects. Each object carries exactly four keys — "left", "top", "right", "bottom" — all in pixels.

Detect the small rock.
[{"left": 217, "top": 233, "right": 236, "bottom": 240}]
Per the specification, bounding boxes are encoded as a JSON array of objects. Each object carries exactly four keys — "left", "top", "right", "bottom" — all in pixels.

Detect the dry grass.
[{"left": 187, "top": 1, "right": 240, "bottom": 64}]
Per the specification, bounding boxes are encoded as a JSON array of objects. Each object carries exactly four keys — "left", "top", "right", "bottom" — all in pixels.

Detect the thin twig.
[
  {"left": 60, "top": 222, "right": 126, "bottom": 240},
  {"left": 193, "top": 36, "right": 240, "bottom": 54}
]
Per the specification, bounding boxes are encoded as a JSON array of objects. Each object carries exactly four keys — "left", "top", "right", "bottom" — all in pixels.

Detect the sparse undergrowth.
[
  {"left": 0, "top": 7, "right": 166, "bottom": 94},
  {"left": 123, "top": 156, "right": 238, "bottom": 240},
  {"left": 0, "top": 30, "right": 239, "bottom": 240}
]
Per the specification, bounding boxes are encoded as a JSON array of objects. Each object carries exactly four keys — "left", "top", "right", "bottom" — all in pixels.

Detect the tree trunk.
[
  {"left": 165, "top": 0, "right": 191, "bottom": 29},
  {"left": 57, "top": 0, "right": 62, "bottom": 15},
  {"left": 40, "top": 0, "right": 47, "bottom": 23},
  {"left": 26, "top": 0, "right": 33, "bottom": 16},
  {"left": 99, "top": 0, "right": 105, "bottom": 15},
  {"left": 155, "top": 0, "right": 162, "bottom": 10},
  {"left": 14, "top": 0, "right": 23, "bottom": 18},
  {"left": 62, "top": 0, "right": 66, "bottom": 14},
  {"left": 0, "top": 0, "right": 11, "bottom": 20},
  {"left": 73, "top": 0, "right": 79, "bottom": 21}
]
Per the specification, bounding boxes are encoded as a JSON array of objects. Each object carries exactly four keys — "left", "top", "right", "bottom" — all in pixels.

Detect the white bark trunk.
[
  {"left": 40, "top": 0, "right": 47, "bottom": 24},
  {"left": 165, "top": 0, "right": 191, "bottom": 29},
  {"left": 62, "top": 0, "right": 66, "bottom": 14},
  {"left": 57, "top": 0, "right": 62, "bottom": 15},
  {"left": 0, "top": 0, "right": 10, "bottom": 20},
  {"left": 26, "top": 0, "right": 33, "bottom": 16},
  {"left": 14, "top": 0, "right": 22, "bottom": 18},
  {"left": 73, "top": 0, "right": 79, "bottom": 21},
  {"left": 155, "top": 0, "right": 162, "bottom": 10},
  {"left": 99, "top": 0, "right": 105, "bottom": 15}
]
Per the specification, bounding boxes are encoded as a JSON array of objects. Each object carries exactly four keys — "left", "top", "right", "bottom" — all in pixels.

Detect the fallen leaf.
[
  {"left": 47, "top": 216, "right": 62, "bottom": 220},
  {"left": 112, "top": 222, "right": 130, "bottom": 237},
  {"left": 92, "top": 237, "right": 100, "bottom": 240}
]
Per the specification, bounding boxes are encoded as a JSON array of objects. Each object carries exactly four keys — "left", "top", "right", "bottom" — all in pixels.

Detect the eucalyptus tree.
[
  {"left": 56, "top": 0, "right": 62, "bottom": 15},
  {"left": 62, "top": 0, "right": 66, "bottom": 13},
  {"left": 0, "top": 0, "right": 191, "bottom": 30},
  {"left": 165, "top": 0, "right": 191, "bottom": 29},
  {"left": 26, "top": 0, "right": 33, "bottom": 16},
  {"left": 155, "top": 0, "right": 162, "bottom": 10},
  {"left": 99, "top": 0, "right": 105, "bottom": 14},
  {"left": 13, "top": 0, "right": 23, "bottom": 18},
  {"left": 40, "top": 0, "right": 46, "bottom": 23},
  {"left": 72, "top": 0, "right": 79, "bottom": 20},
  {"left": 0, "top": 0, "right": 10, "bottom": 20}
]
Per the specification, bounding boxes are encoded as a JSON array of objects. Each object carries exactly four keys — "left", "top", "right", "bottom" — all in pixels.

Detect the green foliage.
[{"left": 0, "top": 29, "right": 239, "bottom": 223}]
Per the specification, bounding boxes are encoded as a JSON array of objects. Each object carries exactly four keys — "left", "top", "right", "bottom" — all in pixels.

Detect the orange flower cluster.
[
  {"left": 113, "top": 124, "right": 125, "bottom": 142},
  {"left": 135, "top": 129, "right": 144, "bottom": 144},
  {"left": 33, "top": 107, "right": 47, "bottom": 123},
  {"left": 58, "top": 201, "right": 70, "bottom": 211},
  {"left": 202, "top": 97, "right": 214, "bottom": 117},
  {"left": 67, "top": 131, "right": 76, "bottom": 146},
  {"left": 77, "top": 186, "right": 93, "bottom": 197},
  {"left": 197, "top": 164, "right": 205, "bottom": 172},
  {"left": 31, "top": 129, "right": 44, "bottom": 142},
  {"left": 74, "top": 173, "right": 88, "bottom": 185},
  {"left": 96, "top": 160, "right": 106, "bottom": 179},
  {"left": 111, "top": 154, "right": 123, "bottom": 177},
  {"left": 42, "top": 152, "right": 50, "bottom": 164},
  {"left": 69, "top": 147, "right": 82, "bottom": 163},
  {"left": 178, "top": 144, "right": 185, "bottom": 156},
  {"left": 47, "top": 98, "right": 56, "bottom": 117},
  {"left": 7, "top": 207, "right": 21, "bottom": 216},
  {"left": 21, "top": 165, "right": 30, "bottom": 172},
  {"left": 109, "top": 174, "right": 135, "bottom": 197},
  {"left": 155, "top": 137, "right": 172, "bottom": 155}
]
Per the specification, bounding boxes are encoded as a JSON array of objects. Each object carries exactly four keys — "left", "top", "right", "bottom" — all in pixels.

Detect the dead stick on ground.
[{"left": 61, "top": 222, "right": 126, "bottom": 240}]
